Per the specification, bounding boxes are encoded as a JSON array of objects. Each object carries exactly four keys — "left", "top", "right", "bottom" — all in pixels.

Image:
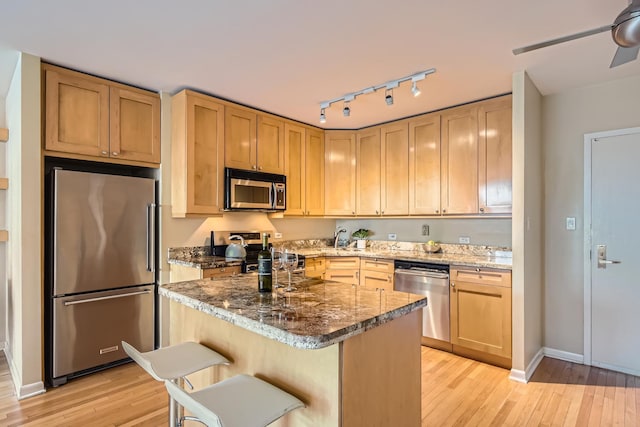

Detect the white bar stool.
[
  {"left": 165, "top": 374, "right": 305, "bottom": 427},
  {"left": 122, "top": 341, "right": 230, "bottom": 427}
]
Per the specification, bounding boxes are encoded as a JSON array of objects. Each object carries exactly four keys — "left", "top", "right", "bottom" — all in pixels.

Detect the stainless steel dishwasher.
[{"left": 394, "top": 261, "right": 450, "bottom": 344}]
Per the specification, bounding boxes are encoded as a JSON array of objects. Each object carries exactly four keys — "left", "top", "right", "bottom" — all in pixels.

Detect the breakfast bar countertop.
[{"left": 159, "top": 275, "right": 427, "bottom": 350}]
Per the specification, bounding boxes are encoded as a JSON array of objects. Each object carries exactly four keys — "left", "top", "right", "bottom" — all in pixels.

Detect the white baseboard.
[
  {"left": 2, "top": 346, "right": 46, "bottom": 400},
  {"left": 543, "top": 347, "right": 584, "bottom": 364},
  {"left": 509, "top": 347, "right": 544, "bottom": 383},
  {"left": 0, "top": 341, "right": 6, "bottom": 351}
]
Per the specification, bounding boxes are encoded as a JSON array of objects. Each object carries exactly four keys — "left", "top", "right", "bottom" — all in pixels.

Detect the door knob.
[{"left": 597, "top": 245, "right": 621, "bottom": 269}]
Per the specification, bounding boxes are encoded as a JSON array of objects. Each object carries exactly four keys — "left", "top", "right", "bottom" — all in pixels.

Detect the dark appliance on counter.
[
  {"left": 45, "top": 167, "right": 156, "bottom": 387},
  {"left": 224, "top": 168, "right": 286, "bottom": 211},
  {"left": 394, "top": 261, "right": 450, "bottom": 350},
  {"left": 216, "top": 231, "right": 305, "bottom": 273}
]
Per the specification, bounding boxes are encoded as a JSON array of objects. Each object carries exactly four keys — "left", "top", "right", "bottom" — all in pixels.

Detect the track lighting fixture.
[
  {"left": 385, "top": 88, "right": 394, "bottom": 106},
  {"left": 318, "top": 68, "right": 435, "bottom": 123},
  {"left": 411, "top": 81, "right": 421, "bottom": 97}
]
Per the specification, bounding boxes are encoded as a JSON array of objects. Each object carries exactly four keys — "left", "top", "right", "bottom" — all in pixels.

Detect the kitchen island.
[{"left": 159, "top": 275, "right": 427, "bottom": 426}]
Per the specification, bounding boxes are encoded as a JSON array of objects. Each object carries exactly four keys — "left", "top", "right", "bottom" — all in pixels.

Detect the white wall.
[
  {"left": 336, "top": 217, "right": 511, "bottom": 247},
  {"left": 511, "top": 71, "right": 544, "bottom": 382},
  {"left": 0, "top": 95, "right": 6, "bottom": 347},
  {"left": 543, "top": 74, "right": 640, "bottom": 356},
  {"left": 5, "top": 52, "right": 44, "bottom": 398}
]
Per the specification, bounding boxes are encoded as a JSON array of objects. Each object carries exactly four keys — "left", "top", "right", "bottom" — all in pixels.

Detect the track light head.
[
  {"left": 411, "top": 81, "right": 421, "bottom": 97},
  {"left": 319, "top": 108, "right": 326, "bottom": 124},
  {"left": 385, "top": 88, "right": 394, "bottom": 106},
  {"left": 343, "top": 100, "right": 351, "bottom": 117}
]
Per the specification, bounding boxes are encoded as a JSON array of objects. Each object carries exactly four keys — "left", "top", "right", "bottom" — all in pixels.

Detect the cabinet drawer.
[
  {"left": 450, "top": 266, "right": 511, "bottom": 288},
  {"left": 325, "top": 269, "right": 359, "bottom": 285},
  {"left": 360, "top": 270, "right": 393, "bottom": 292},
  {"left": 360, "top": 258, "right": 394, "bottom": 274},
  {"left": 202, "top": 265, "right": 242, "bottom": 279},
  {"left": 325, "top": 256, "right": 360, "bottom": 270},
  {"left": 305, "top": 257, "right": 326, "bottom": 275}
]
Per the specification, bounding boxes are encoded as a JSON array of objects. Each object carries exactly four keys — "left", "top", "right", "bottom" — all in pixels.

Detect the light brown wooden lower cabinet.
[
  {"left": 168, "top": 300, "right": 422, "bottom": 426},
  {"left": 324, "top": 256, "right": 360, "bottom": 285},
  {"left": 359, "top": 258, "right": 394, "bottom": 291},
  {"left": 449, "top": 266, "right": 512, "bottom": 368},
  {"left": 304, "top": 256, "right": 325, "bottom": 278}
]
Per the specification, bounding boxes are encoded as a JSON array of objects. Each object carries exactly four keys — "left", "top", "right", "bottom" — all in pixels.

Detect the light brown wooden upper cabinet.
[
  {"left": 224, "top": 107, "right": 285, "bottom": 174},
  {"left": 478, "top": 95, "right": 512, "bottom": 214},
  {"left": 44, "top": 64, "right": 160, "bottom": 167},
  {"left": 325, "top": 131, "right": 356, "bottom": 216},
  {"left": 284, "top": 125, "right": 324, "bottom": 216},
  {"left": 305, "top": 128, "right": 325, "bottom": 215},
  {"left": 409, "top": 113, "right": 441, "bottom": 215},
  {"left": 440, "top": 104, "right": 479, "bottom": 215},
  {"left": 171, "top": 90, "right": 225, "bottom": 217},
  {"left": 381, "top": 122, "right": 409, "bottom": 215},
  {"left": 356, "top": 128, "right": 381, "bottom": 215}
]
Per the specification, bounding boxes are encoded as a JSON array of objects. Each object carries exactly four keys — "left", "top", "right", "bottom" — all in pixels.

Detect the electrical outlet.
[
  {"left": 422, "top": 224, "right": 429, "bottom": 236},
  {"left": 388, "top": 233, "right": 397, "bottom": 240},
  {"left": 566, "top": 217, "right": 576, "bottom": 231},
  {"left": 274, "top": 232, "right": 283, "bottom": 239},
  {"left": 459, "top": 236, "right": 470, "bottom": 244}
]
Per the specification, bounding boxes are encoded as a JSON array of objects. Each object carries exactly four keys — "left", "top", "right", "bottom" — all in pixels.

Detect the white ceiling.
[{"left": 1, "top": 0, "right": 639, "bottom": 129}]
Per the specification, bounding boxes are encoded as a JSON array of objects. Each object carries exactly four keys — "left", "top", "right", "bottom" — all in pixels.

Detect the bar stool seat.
[
  {"left": 121, "top": 341, "right": 230, "bottom": 381},
  {"left": 165, "top": 374, "right": 305, "bottom": 427},
  {"left": 122, "top": 341, "right": 230, "bottom": 427}
]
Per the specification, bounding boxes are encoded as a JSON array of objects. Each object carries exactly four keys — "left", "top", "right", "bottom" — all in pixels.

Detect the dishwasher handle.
[{"left": 394, "top": 268, "right": 449, "bottom": 280}]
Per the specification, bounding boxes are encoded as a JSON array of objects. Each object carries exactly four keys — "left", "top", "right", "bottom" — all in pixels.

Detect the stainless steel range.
[{"left": 215, "top": 231, "right": 305, "bottom": 273}]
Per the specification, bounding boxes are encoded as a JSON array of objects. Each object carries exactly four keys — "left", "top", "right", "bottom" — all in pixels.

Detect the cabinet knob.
[
  {"left": 352, "top": 211, "right": 355, "bottom": 215},
  {"left": 381, "top": 210, "right": 384, "bottom": 215},
  {"left": 435, "top": 209, "right": 439, "bottom": 214},
  {"left": 376, "top": 210, "right": 379, "bottom": 215},
  {"left": 480, "top": 207, "right": 485, "bottom": 213},
  {"left": 442, "top": 209, "right": 446, "bottom": 213},
  {"left": 252, "top": 165, "right": 257, "bottom": 170},
  {"left": 450, "top": 282, "right": 455, "bottom": 287},
  {"left": 258, "top": 166, "right": 263, "bottom": 171},
  {"left": 112, "top": 152, "right": 119, "bottom": 156}
]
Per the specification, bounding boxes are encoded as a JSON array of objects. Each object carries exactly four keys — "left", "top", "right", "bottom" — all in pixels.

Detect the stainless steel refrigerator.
[{"left": 46, "top": 169, "right": 156, "bottom": 386}]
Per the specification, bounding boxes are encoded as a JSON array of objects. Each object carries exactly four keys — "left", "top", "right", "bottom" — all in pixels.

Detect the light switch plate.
[
  {"left": 566, "top": 217, "right": 576, "bottom": 231},
  {"left": 388, "top": 233, "right": 397, "bottom": 240},
  {"left": 459, "top": 236, "right": 470, "bottom": 244}
]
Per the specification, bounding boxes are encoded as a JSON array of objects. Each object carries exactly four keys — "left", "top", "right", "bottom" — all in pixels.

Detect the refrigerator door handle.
[
  {"left": 147, "top": 203, "right": 156, "bottom": 273},
  {"left": 63, "top": 289, "right": 152, "bottom": 306}
]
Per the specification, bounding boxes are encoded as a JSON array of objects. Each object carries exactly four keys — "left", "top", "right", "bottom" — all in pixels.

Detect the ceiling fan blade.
[
  {"left": 610, "top": 45, "right": 640, "bottom": 67},
  {"left": 513, "top": 25, "right": 612, "bottom": 55}
]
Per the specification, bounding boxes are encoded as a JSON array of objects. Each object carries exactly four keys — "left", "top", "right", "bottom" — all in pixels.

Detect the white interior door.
[{"left": 586, "top": 127, "right": 640, "bottom": 376}]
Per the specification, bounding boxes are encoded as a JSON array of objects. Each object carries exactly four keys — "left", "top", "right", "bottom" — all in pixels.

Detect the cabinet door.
[
  {"left": 305, "top": 256, "right": 325, "bottom": 278},
  {"left": 225, "top": 107, "right": 257, "bottom": 170},
  {"left": 381, "top": 123, "right": 409, "bottom": 215},
  {"left": 305, "top": 128, "right": 325, "bottom": 216},
  {"left": 325, "top": 131, "right": 356, "bottom": 216},
  {"left": 359, "top": 270, "right": 393, "bottom": 291},
  {"left": 360, "top": 258, "right": 394, "bottom": 274},
  {"left": 409, "top": 114, "right": 441, "bottom": 215},
  {"left": 45, "top": 66, "right": 110, "bottom": 157},
  {"left": 356, "top": 128, "right": 381, "bottom": 215},
  {"left": 441, "top": 106, "right": 478, "bottom": 214},
  {"left": 450, "top": 270, "right": 512, "bottom": 359},
  {"left": 478, "top": 95, "right": 512, "bottom": 214},
  {"left": 110, "top": 86, "right": 161, "bottom": 164},
  {"left": 257, "top": 115, "right": 285, "bottom": 174},
  {"left": 325, "top": 270, "right": 360, "bottom": 285},
  {"left": 325, "top": 257, "right": 360, "bottom": 270},
  {"left": 284, "top": 124, "right": 306, "bottom": 216},
  {"left": 171, "top": 91, "right": 225, "bottom": 217}
]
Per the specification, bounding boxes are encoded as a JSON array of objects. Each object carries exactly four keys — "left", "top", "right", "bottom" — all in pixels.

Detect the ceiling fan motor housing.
[{"left": 612, "top": 1, "right": 640, "bottom": 47}]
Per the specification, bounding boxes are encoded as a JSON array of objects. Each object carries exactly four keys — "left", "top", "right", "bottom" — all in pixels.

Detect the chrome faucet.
[{"left": 334, "top": 227, "right": 347, "bottom": 249}]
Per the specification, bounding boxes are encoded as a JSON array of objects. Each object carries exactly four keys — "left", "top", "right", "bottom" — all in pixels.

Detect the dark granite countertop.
[{"left": 159, "top": 275, "right": 427, "bottom": 350}]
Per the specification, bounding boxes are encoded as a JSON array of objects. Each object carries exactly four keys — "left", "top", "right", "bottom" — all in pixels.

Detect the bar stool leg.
[{"left": 169, "top": 378, "right": 185, "bottom": 427}]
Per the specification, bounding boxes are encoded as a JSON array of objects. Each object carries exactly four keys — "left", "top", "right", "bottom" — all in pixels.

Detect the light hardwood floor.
[{"left": 0, "top": 347, "right": 638, "bottom": 426}]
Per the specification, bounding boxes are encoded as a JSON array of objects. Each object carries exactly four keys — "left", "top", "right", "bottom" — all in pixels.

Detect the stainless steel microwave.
[{"left": 224, "top": 168, "right": 286, "bottom": 211}]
